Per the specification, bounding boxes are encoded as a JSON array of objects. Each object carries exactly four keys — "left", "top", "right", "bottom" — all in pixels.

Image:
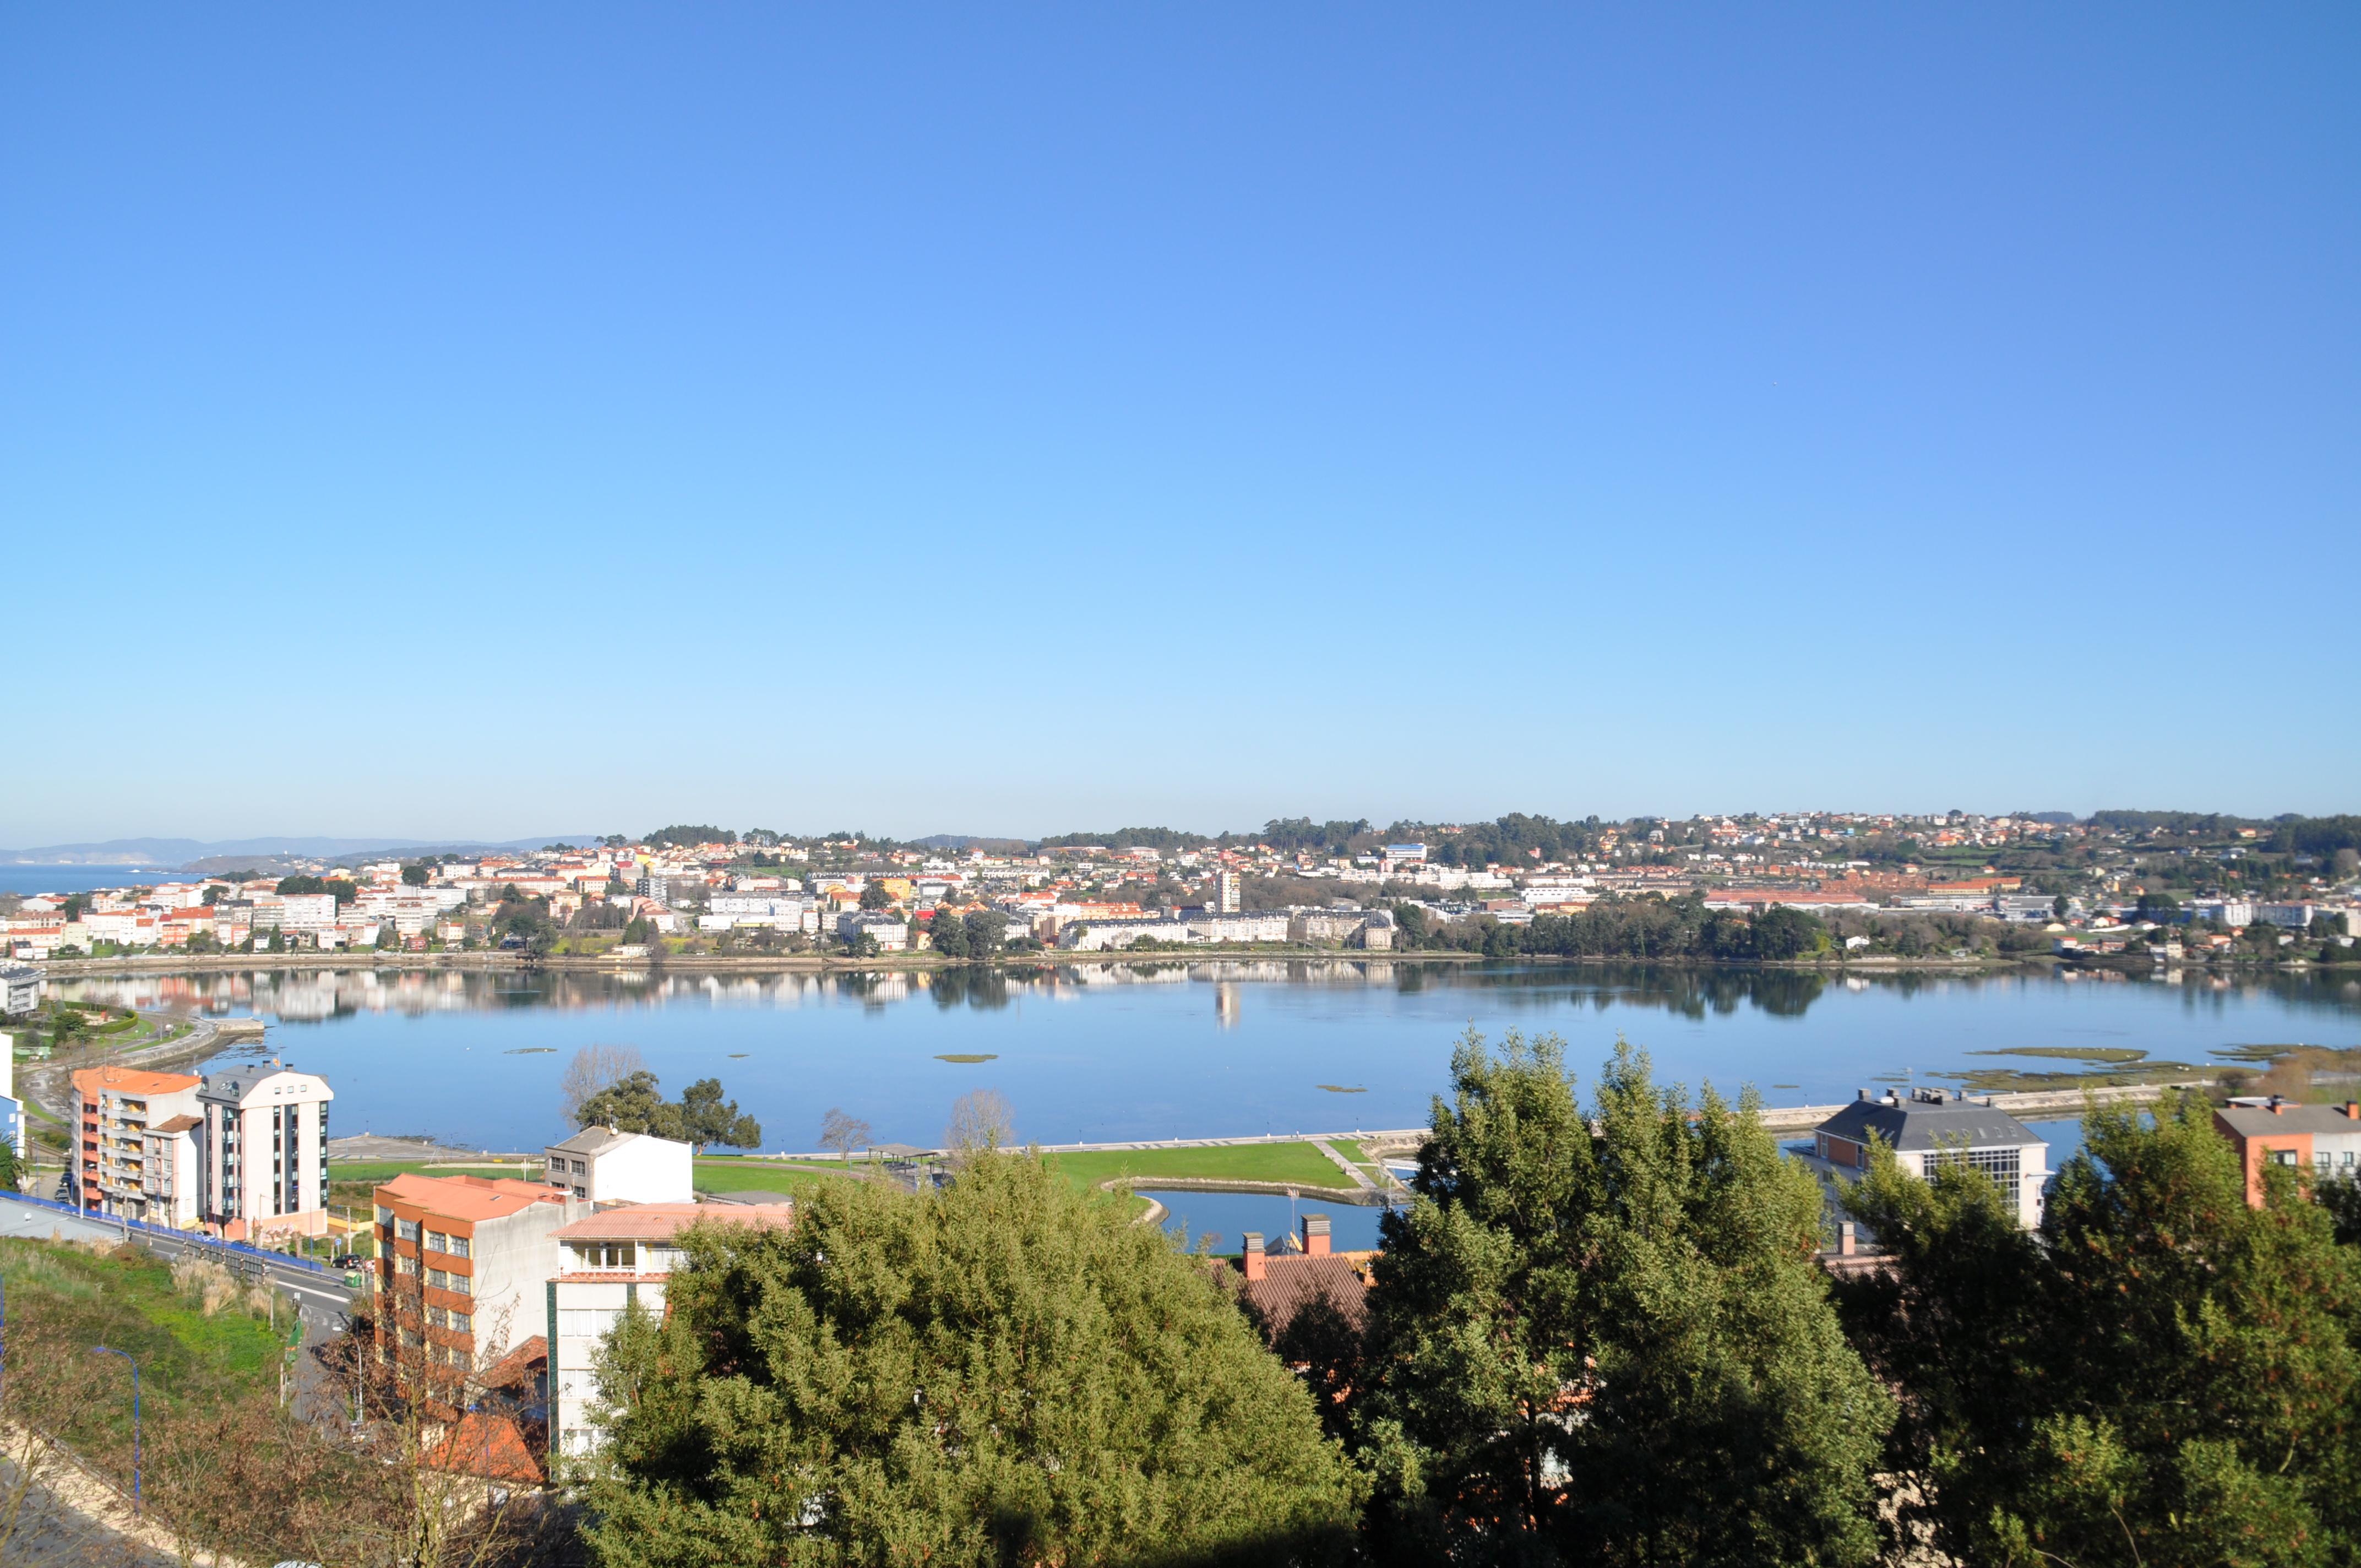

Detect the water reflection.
[{"left": 50, "top": 959, "right": 2361, "bottom": 1028}]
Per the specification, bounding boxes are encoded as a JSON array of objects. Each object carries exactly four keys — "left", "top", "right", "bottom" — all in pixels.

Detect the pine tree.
[
  {"left": 1357, "top": 1030, "right": 1889, "bottom": 1566},
  {"left": 585, "top": 1150, "right": 1364, "bottom": 1567},
  {"left": 1843, "top": 1091, "right": 2361, "bottom": 1566}
]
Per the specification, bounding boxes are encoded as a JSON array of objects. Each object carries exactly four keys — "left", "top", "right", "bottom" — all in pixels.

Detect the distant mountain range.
[{"left": 0, "top": 836, "right": 601, "bottom": 868}]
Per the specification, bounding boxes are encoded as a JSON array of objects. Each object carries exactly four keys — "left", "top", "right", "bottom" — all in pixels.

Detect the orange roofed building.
[
  {"left": 373, "top": 1173, "right": 589, "bottom": 1414},
  {"left": 71, "top": 1066, "right": 203, "bottom": 1226}
]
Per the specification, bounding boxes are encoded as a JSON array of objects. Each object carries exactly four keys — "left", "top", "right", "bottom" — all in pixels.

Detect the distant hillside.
[{"left": 0, "top": 835, "right": 600, "bottom": 868}]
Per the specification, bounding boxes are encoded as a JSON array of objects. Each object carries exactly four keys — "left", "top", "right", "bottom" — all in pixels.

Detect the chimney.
[
  {"left": 1856, "top": 1088, "right": 1869, "bottom": 1101},
  {"left": 1302, "top": 1213, "right": 1331, "bottom": 1256},
  {"left": 2271, "top": 1098, "right": 2284, "bottom": 1115},
  {"left": 2346, "top": 1102, "right": 2359, "bottom": 1121},
  {"left": 1241, "top": 1233, "right": 1266, "bottom": 1282},
  {"left": 1837, "top": 1221, "right": 1857, "bottom": 1257}
]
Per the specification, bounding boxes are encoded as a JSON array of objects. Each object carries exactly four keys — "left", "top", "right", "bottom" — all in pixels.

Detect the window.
[
  {"left": 376, "top": 1205, "right": 395, "bottom": 1226},
  {"left": 427, "top": 1268, "right": 449, "bottom": 1290},
  {"left": 1923, "top": 1146, "right": 2023, "bottom": 1190},
  {"left": 448, "top": 1309, "right": 471, "bottom": 1333},
  {"left": 2271, "top": 1149, "right": 2299, "bottom": 1167},
  {"left": 572, "top": 1159, "right": 586, "bottom": 1174},
  {"left": 396, "top": 1218, "right": 421, "bottom": 1242},
  {"left": 424, "top": 1229, "right": 449, "bottom": 1254},
  {"left": 558, "top": 1306, "right": 623, "bottom": 1339},
  {"left": 572, "top": 1240, "right": 637, "bottom": 1270},
  {"left": 394, "top": 1254, "right": 419, "bottom": 1276},
  {"left": 448, "top": 1272, "right": 471, "bottom": 1297},
  {"left": 446, "top": 1235, "right": 470, "bottom": 1259}
]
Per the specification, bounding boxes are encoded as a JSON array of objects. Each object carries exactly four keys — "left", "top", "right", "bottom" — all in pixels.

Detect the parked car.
[{"left": 331, "top": 1253, "right": 366, "bottom": 1269}]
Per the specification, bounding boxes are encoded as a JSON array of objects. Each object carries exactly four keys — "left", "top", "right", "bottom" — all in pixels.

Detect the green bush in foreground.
[
  {"left": 1841, "top": 1092, "right": 2361, "bottom": 1567},
  {"left": 1355, "top": 1031, "right": 1891, "bottom": 1567},
  {"left": 586, "top": 1151, "right": 1364, "bottom": 1567}
]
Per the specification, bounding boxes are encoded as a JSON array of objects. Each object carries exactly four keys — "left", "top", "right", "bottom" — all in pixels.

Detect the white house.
[
  {"left": 547, "top": 1201, "right": 793, "bottom": 1459},
  {"left": 1813, "top": 1087, "right": 2050, "bottom": 1228},
  {"left": 542, "top": 1126, "right": 694, "bottom": 1204}
]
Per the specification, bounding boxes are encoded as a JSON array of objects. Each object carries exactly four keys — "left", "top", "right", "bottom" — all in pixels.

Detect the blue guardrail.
[{"left": 10, "top": 1191, "right": 328, "bottom": 1272}]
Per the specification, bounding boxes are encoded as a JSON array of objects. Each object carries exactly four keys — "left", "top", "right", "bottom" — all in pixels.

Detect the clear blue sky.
[{"left": 4, "top": 6, "right": 2354, "bottom": 846}]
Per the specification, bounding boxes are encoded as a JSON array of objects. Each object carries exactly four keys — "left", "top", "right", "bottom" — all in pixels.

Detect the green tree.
[
  {"left": 1357, "top": 1031, "right": 1889, "bottom": 1566},
  {"left": 930, "top": 906, "right": 970, "bottom": 959},
  {"left": 962, "top": 909, "right": 1008, "bottom": 957},
  {"left": 674, "top": 1077, "right": 760, "bottom": 1150},
  {"left": 576, "top": 1071, "right": 677, "bottom": 1137},
  {"left": 1843, "top": 1093, "right": 2361, "bottom": 1566},
  {"left": 858, "top": 881, "right": 894, "bottom": 911},
  {"left": 585, "top": 1152, "right": 1363, "bottom": 1566},
  {"left": 400, "top": 861, "right": 431, "bottom": 887}
]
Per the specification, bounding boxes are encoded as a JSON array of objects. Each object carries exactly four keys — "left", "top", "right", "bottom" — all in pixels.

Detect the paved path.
[{"left": 1309, "top": 1140, "right": 1378, "bottom": 1193}]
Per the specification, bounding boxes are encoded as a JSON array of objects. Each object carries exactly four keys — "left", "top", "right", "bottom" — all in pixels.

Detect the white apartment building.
[
  {"left": 1, "top": 965, "right": 40, "bottom": 1017},
  {"left": 1814, "top": 1088, "right": 2051, "bottom": 1229},
  {"left": 548, "top": 1201, "right": 792, "bottom": 1458},
  {"left": 543, "top": 1126, "right": 693, "bottom": 1204},
  {"left": 195, "top": 1062, "right": 335, "bottom": 1239}
]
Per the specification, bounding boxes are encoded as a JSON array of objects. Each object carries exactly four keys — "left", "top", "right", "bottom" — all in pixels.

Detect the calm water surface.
[{"left": 55, "top": 962, "right": 2361, "bottom": 1156}]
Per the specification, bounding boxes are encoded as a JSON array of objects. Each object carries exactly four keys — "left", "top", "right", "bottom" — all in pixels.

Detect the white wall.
[{"left": 591, "top": 1134, "right": 693, "bottom": 1204}]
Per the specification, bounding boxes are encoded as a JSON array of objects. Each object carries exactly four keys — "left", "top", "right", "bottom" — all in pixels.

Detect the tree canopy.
[
  {"left": 1839, "top": 1092, "right": 2361, "bottom": 1566},
  {"left": 1355, "top": 1030, "right": 1890, "bottom": 1566},
  {"left": 584, "top": 1151, "right": 1363, "bottom": 1567},
  {"left": 643, "top": 824, "right": 735, "bottom": 850},
  {"left": 576, "top": 1071, "right": 760, "bottom": 1150}
]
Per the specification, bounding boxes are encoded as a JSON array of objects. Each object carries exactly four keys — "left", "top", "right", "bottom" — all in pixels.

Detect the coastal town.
[{"left": 6, "top": 809, "right": 2356, "bottom": 968}]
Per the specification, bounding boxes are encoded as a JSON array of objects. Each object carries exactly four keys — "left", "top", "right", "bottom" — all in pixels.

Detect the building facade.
[
  {"left": 195, "top": 1063, "right": 335, "bottom": 1239},
  {"left": 547, "top": 1201, "right": 793, "bottom": 1458},
  {"left": 542, "top": 1126, "right": 693, "bottom": 1204},
  {"left": 70, "top": 1066, "right": 203, "bottom": 1222},
  {"left": 1, "top": 965, "right": 41, "bottom": 1017},
  {"left": 373, "top": 1173, "right": 588, "bottom": 1413},
  {"left": 2213, "top": 1098, "right": 2361, "bottom": 1206},
  {"left": 1813, "top": 1087, "right": 2051, "bottom": 1228}
]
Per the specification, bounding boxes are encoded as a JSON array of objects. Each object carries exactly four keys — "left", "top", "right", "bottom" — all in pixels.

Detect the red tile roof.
[
  {"left": 377, "top": 1172, "right": 570, "bottom": 1223},
  {"left": 424, "top": 1409, "right": 543, "bottom": 1485},
  {"left": 1216, "top": 1250, "right": 1374, "bottom": 1338},
  {"left": 554, "top": 1201, "right": 792, "bottom": 1242}
]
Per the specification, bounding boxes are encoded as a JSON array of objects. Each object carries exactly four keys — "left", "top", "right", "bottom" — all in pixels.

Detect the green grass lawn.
[
  {"left": 328, "top": 1160, "right": 542, "bottom": 1185},
  {"left": 1044, "top": 1142, "right": 1347, "bottom": 1194},
  {"left": 1329, "top": 1138, "right": 1371, "bottom": 1166},
  {"left": 693, "top": 1157, "right": 858, "bottom": 1197}
]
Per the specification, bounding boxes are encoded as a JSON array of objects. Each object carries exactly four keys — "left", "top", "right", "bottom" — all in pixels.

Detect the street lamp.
[{"left": 89, "top": 1345, "right": 140, "bottom": 1508}]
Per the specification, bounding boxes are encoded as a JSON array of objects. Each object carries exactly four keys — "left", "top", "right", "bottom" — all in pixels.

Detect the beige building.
[
  {"left": 374, "top": 1173, "right": 589, "bottom": 1415},
  {"left": 72, "top": 1066, "right": 203, "bottom": 1224}
]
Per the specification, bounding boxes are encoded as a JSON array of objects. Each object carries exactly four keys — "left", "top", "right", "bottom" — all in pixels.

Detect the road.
[{"left": 0, "top": 1194, "right": 356, "bottom": 1340}]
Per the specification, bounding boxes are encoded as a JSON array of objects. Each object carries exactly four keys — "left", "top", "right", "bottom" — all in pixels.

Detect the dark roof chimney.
[{"left": 1856, "top": 1088, "right": 1869, "bottom": 1101}]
